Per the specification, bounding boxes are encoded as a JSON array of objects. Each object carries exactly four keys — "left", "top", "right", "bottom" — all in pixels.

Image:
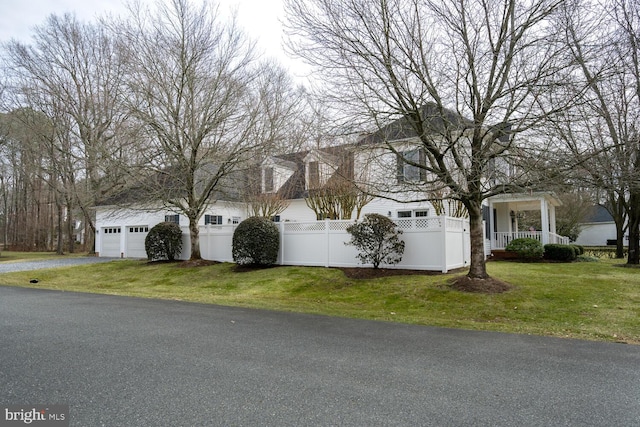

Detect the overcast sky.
[{"left": 0, "top": 0, "right": 309, "bottom": 79}]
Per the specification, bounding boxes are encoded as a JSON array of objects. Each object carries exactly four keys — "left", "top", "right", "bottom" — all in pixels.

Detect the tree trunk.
[
  {"left": 56, "top": 202, "right": 64, "bottom": 255},
  {"left": 615, "top": 221, "right": 625, "bottom": 259},
  {"left": 189, "top": 216, "right": 201, "bottom": 260},
  {"left": 627, "top": 192, "right": 640, "bottom": 265},
  {"left": 467, "top": 201, "right": 489, "bottom": 279}
]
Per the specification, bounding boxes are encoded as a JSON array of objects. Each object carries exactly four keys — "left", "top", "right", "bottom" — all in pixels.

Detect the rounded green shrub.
[
  {"left": 145, "top": 222, "right": 183, "bottom": 261},
  {"left": 232, "top": 216, "right": 279, "bottom": 266},
  {"left": 544, "top": 244, "right": 577, "bottom": 261},
  {"left": 571, "top": 244, "right": 585, "bottom": 255},
  {"left": 505, "top": 237, "right": 544, "bottom": 260},
  {"left": 345, "top": 213, "right": 405, "bottom": 269}
]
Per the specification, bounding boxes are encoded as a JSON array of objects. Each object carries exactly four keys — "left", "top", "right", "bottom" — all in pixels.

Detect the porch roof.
[{"left": 487, "top": 192, "right": 562, "bottom": 210}]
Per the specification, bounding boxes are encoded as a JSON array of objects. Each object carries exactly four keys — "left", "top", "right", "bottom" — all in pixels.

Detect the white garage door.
[
  {"left": 101, "top": 227, "right": 122, "bottom": 257},
  {"left": 126, "top": 226, "right": 149, "bottom": 258}
]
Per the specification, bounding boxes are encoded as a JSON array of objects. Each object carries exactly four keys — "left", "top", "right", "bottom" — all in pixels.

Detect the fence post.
[
  {"left": 279, "top": 221, "right": 285, "bottom": 266},
  {"left": 441, "top": 216, "right": 448, "bottom": 273},
  {"left": 325, "top": 219, "right": 330, "bottom": 267}
]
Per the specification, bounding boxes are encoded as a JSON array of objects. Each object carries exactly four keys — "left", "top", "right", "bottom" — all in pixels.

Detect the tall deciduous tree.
[
  {"left": 284, "top": 0, "right": 570, "bottom": 283},
  {"left": 4, "top": 14, "right": 131, "bottom": 252},
  {"left": 118, "top": 0, "right": 283, "bottom": 260},
  {"left": 557, "top": 0, "right": 640, "bottom": 263}
]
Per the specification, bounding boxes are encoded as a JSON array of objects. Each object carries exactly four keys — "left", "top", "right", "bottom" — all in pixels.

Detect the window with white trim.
[
  {"left": 397, "top": 210, "right": 429, "bottom": 218},
  {"left": 396, "top": 148, "right": 427, "bottom": 183},
  {"left": 263, "top": 167, "right": 274, "bottom": 193}
]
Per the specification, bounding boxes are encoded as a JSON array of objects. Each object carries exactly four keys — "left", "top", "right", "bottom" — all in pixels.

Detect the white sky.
[{"left": 0, "top": 0, "right": 309, "bottom": 80}]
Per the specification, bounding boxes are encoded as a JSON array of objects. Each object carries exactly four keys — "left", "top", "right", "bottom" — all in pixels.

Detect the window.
[
  {"left": 264, "top": 167, "right": 274, "bottom": 192},
  {"left": 308, "top": 161, "right": 319, "bottom": 188},
  {"left": 165, "top": 214, "right": 179, "bottom": 224},
  {"left": 232, "top": 216, "right": 241, "bottom": 224},
  {"left": 129, "top": 226, "right": 149, "bottom": 233},
  {"left": 204, "top": 215, "right": 223, "bottom": 225},
  {"left": 397, "top": 210, "right": 428, "bottom": 218},
  {"left": 271, "top": 215, "right": 281, "bottom": 223},
  {"left": 396, "top": 148, "right": 426, "bottom": 183}
]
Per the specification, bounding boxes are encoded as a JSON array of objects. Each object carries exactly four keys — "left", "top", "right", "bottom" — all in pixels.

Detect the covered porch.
[{"left": 486, "top": 193, "right": 569, "bottom": 251}]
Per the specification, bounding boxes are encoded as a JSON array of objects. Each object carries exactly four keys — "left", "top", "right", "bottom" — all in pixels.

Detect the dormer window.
[
  {"left": 307, "top": 161, "right": 320, "bottom": 189},
  {"left": 303, "top": 149, "right": 341, "bottom": 191},
  {"left": 261, "top": 157, "right": 296, "bottom": 194},
  {"left": 263, "top": 167, "right": 274, "bottom": 192}
]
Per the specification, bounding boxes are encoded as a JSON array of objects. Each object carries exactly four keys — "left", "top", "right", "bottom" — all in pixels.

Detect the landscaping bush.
[
  {"left": 544, "top": 244, "right": 577, "bottom": 261},
  {"left": 505, "top": 238, "right": 544, "bottom": 260},
  {"left": 145, "top": 222, "right": 183, "bottom": 261},
  {"left": 345, "top": 213, "right": 405, "bottom": 269},
  {"left": 571, "top": 244, "right": 585, "bottom": 255},
  {"left": 232, "top": 216, "right": 279, "bottom": 266}
]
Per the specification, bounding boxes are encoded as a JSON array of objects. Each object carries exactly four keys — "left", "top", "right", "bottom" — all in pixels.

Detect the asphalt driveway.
[
  {"left": 0, "top": 256, "right": 120, "bottom": 273},
  {"left": 1, "top": 286, "right": 639, "bottom": 426}
]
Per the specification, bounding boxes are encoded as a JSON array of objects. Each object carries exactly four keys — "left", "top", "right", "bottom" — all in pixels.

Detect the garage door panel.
[
  {"left": 126, "top": 226, "right": 149, "bottom": 258},
  {"left": 101, "top": 227, "right": 121, "bottom": 257}
]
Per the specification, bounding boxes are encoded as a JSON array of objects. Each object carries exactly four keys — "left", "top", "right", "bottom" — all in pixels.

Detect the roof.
[
  {"left": 269, "top": 145, "right": 355, "bottom": 199},
  {"left": 357, "top": 103, "right": 474, "bottom": 145},
  {"left": 583, "top": 205, "right": 614, "bottom": 223}
]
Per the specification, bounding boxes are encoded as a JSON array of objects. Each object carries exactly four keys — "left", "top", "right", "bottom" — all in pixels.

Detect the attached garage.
[
  {"left": 100, "top": 227, "right": 122, "bottom": 257},
  {"left": 125, "top": 226, "right": 149, "bottom": 258}
]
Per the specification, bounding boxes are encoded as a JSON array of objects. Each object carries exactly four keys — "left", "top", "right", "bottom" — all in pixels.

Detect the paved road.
[{"left": 0, "top": 287, "right": 639, "bottom": 426}]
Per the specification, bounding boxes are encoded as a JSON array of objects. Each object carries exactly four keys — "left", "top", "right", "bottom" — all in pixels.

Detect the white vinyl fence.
[{"left": 194, "top": 216, "right": 470, "bottom": 273}]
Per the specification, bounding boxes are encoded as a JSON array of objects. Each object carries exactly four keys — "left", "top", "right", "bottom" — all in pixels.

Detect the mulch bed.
[
  {"left": 448, "top": 276, "right": 514, "bottom": 294},
  {"left": 336, "top": 267, "right": 441, "bottom": 279}
]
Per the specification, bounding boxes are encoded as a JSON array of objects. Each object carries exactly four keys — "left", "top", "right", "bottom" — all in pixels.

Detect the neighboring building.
[{"left": 575, "top": 205, "right": 628, "bottom": 246}]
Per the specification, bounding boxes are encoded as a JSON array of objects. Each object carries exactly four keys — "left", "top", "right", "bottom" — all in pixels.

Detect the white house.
[{"left": 95, "top": 107, "right": 568, "bottom": 268}]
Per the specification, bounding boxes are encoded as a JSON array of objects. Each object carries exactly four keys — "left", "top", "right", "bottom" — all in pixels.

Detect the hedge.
[{"left": 544, "top": 244, "right": 577, "bottom": 261}]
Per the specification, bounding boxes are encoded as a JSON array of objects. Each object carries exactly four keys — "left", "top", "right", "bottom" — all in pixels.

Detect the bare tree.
[
  {"left": 285, "top": 0, "right": 570, "bottom": 283},
  {"left": 305, "top": 177, "right": 372, "bottom": 220},
  {"left": 4, "top": 14, "right": 132, "bottom": 253},
  {"left": 557, "top": 0, "right": 640, "bottom": 263},
  {"left": 117, "top": 0, "right": 274, "bottom": 260}
]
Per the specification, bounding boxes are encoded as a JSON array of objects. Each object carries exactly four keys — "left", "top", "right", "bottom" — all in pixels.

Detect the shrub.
[
  {"left": 505, "top": 238, "right": 544, "bottom": 260},
  {"left": 145, "top": 222, "right": 183, "bottom": 261},
  {"left": 544, "top": 244, "right": 577, "bottom": 261},
  {"left": 232, "top": 216, "right": 279, "bottom": 266},
  {"left": 345, "top": 213, "right": 405, "bottom": 269},
  {"left": 571, "top": 244, "right": 585, "bottom": 255}
]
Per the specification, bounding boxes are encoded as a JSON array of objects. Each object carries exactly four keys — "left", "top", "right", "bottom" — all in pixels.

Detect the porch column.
[
  {"left": 488, "top": 200, "right": 495, "bottom": 249},
  {"left": 540, "top": 198, "right": 549, "bottom": 245},
  {"left": 549, "top": 204, "right": 557, "bottom": 235}
]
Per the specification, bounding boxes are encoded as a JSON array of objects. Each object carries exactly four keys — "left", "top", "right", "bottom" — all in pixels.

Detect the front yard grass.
[{"left": 0, "top": 256, "right": 638, "bottom": 344}]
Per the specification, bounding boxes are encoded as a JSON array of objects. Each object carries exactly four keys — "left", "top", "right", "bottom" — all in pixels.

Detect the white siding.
[{"left": 575, "top": 222, "right": 617, "bottom": 246}]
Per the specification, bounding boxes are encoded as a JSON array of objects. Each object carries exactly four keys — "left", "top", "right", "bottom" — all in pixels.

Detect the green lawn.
[{"left": 0, "top": 253, "right": 638, "bottom": 344}]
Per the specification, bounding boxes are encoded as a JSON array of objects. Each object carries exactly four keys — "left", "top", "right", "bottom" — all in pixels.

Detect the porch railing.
[{"left": 492, "top": 231, "right": 569, "bottom": 249}]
